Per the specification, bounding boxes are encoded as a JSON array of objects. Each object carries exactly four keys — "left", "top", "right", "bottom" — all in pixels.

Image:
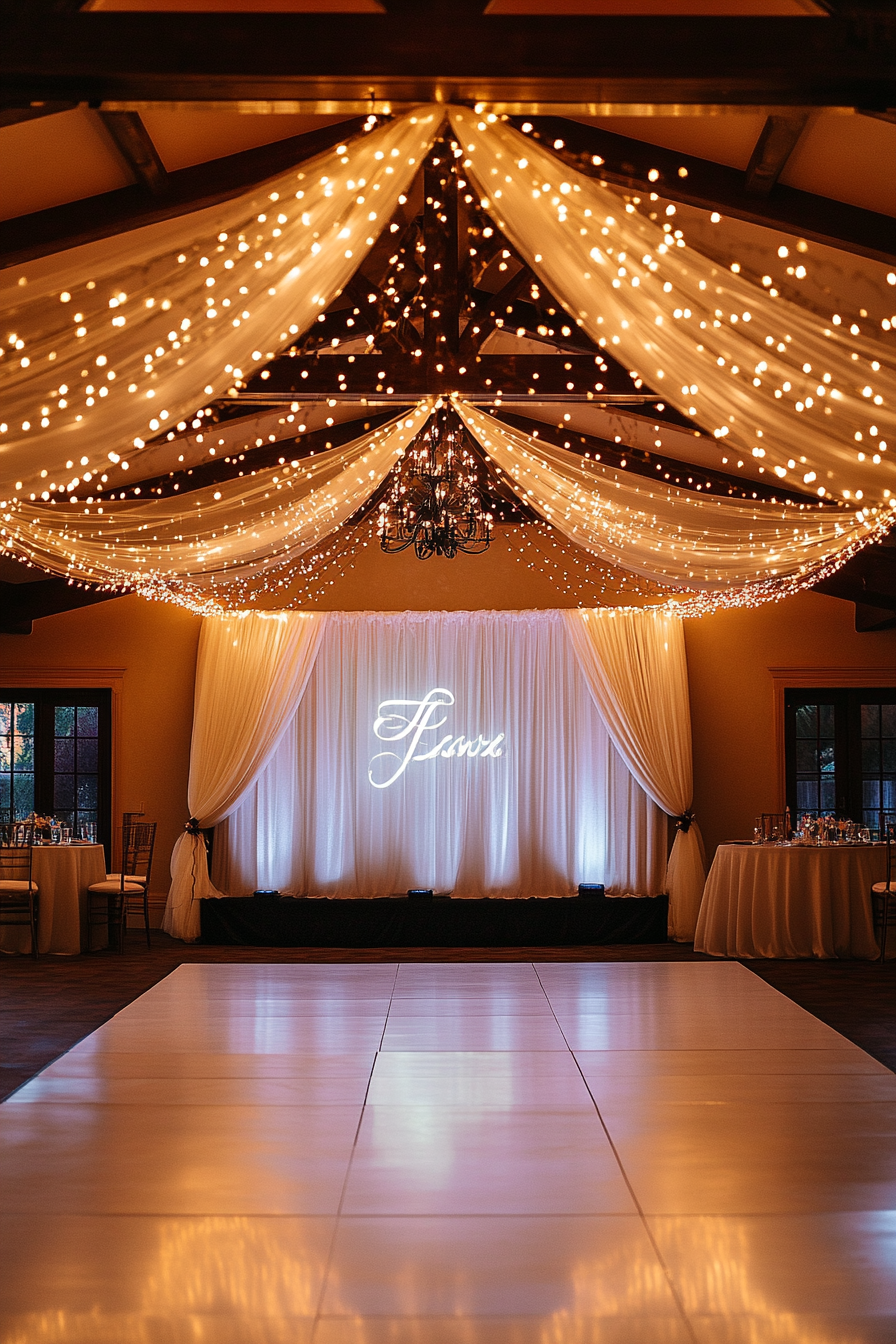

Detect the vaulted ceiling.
[{"left": 1, "top": 0, "right": 894, "bottom": 629}]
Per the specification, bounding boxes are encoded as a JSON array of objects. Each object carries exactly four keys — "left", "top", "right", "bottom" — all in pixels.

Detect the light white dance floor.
[{"left": 2, "top": 960, "right": 896, "bottom": 1342}]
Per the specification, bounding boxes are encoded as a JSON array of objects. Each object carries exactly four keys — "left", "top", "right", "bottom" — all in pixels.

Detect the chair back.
[
  {"left": 0, "top": 821, "right": 35, "bottom": 893},
  {"left": 883, "top": 817, "right": 896, "bottom": 888},
  {"left": 0, "top": 820, "right": 33, "bottom": 848},
  {"left": 121, "top": 820, "right": 156, "bottom": 888},
  {"left": 759, "top": 813, "right": 791, "bottom": 842}
]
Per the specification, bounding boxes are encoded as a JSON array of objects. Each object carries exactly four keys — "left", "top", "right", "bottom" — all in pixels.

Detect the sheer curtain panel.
[
  {"left": 212, "top": 609, "right": 667, "bottom": 902},
  {"left": 563, "top": 608, "right": 705, "bottom": 940},
  {"left": 163, "top": 610, "right": 327, "bottom": 941}
]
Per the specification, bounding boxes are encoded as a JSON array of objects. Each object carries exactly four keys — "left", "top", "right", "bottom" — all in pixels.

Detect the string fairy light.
[{"left": 1, "top": 104, "right": 893, "bottom": 618}]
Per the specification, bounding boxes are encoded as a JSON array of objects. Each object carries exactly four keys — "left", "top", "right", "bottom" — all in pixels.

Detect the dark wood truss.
[
  {"left": 512, "top": 117, "right": 896, "bottom": 266},
  {"left": 2, "top": 7, "right": 894, "bottom": 109}
]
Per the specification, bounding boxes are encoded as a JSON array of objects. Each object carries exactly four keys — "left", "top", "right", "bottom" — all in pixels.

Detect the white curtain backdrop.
[
  {"left": 163, "top": 609, "right": 327, "bottom": 941},
  {"left": 563, "top": 608, "right": 704, "bottom": 940},
  {"left": 211, "top": 609, "right": 667, "bottom": 902}
]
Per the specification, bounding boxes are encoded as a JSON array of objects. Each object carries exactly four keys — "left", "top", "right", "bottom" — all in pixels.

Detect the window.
[
  {"left": 784, "top": 688, "right": 896, "bottom": 825},
  {"left": 0, "top": 690, "right": 112, "bottom": 851}
]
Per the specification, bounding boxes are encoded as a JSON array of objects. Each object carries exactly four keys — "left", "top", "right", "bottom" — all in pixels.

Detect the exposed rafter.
[
  {"left": 0, "top": 100, "right": 78, "bottom": 129},
  {"left": 98, "top": 109, "right": 168, "bottom": 195},
  {"left": 744, "top": 112, "right": 810, "bottom": 195},
  {"left": 513, "top": 117, "right": 896, "bottom": 264},
  {"left": 0, "top": 9, "right": 894, "bottom": 109},
  {"left": 0, "top": 116, "right": 364, "bottom": 270}
]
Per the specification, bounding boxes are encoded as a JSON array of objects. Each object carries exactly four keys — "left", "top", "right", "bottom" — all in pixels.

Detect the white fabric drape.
[
  {"left": 1, "top": 108, "right": 443, "bottom": 497},
  {"left": 448, "top": 107, "right": 896, "bottom": 509},
  {"left": 563, "top": 607, "right": 704, "bottom": 941},
  {"left": 163, "top": 609, "right": 326, "bottom": 941},
  {"left": 10, "top": 403, "right": 432, "bottom": 606},
  {"left": 212, "top": 609, "right": 667, "bottom": 902},
  {"left": 455, "top": 398, "right": 876, "bottom": 593}
]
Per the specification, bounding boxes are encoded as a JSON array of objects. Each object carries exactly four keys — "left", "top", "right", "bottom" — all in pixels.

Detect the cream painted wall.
[
  {"left": 685, "top": 590, "right": 896, "bottom": 860},
  {"left": 2, "top": 570, "right": 893, "bottom": 915},
  {"left": 0, "top": 596, "right": 201, "bottom": 901}
]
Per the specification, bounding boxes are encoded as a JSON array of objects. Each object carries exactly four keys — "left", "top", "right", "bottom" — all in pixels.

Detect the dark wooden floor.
[{"left": 2, "top": 936, "right": 893, "bottom": 1101}]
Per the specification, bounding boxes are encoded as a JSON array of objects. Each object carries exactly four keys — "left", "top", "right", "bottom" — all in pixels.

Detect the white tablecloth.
[
  {"left": 694, "top": 843, "right": 886, "bottom": 959},
  {"left": 0, "top": 845, "right": 106, "bottom": 955}
]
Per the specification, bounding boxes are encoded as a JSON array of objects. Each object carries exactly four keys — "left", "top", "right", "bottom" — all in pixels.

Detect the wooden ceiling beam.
[
  {"left": 0, "top": 116, "right": 364, "bottom": 270},
  {"left": 0, "top": 10, "right": 894, "bottom": 109},
  {"left": 518, "top": 117, "right": 896, "bottom": 264},
  {"left": 0, "top": 100, "right": 78, "bottom": 128},
  {"left": 242, "top": 352, "right": 648, "bottom": 399},
  {"left": 98, "top": 109, "right": 168, "bottom": 195},
  {"left": 744, "top": 111, "right": 810, "bottom": 196}
]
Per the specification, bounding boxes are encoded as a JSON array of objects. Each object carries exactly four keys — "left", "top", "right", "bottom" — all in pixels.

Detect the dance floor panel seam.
[{"left": 2, "top": 960, "right": 894, "bottom": 1343}]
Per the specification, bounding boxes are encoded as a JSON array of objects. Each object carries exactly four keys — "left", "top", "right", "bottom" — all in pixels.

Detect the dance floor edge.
[{"left": 2, "top": 960, "right": 895, "bottom": 1343}]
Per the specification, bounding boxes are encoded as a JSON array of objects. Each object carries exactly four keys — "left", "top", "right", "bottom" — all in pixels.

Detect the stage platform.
[{"left": 199, "top": 892, "right": 669, "bottom": 947}]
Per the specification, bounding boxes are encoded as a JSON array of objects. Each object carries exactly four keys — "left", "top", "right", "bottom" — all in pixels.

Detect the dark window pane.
[
  {"left": 54, "top": 706, "right": 74, "bottom": 737},
  {"left": 0, "top": 777, "right": 10, "bottom": 813},
  {"left": 796, "top": 741, "right": 819, "bottom": 772},
  {"left": 820, "top": 778, "right": 836, "bottom": 809},
  {"left": 76, "top": 706, "right": 98, "bottom": 736},
  {"left": 861, "top": 703, "right": 881, "bottom": 736},
  {"left": 862, "top": 739, "right": 881, "bottom": 773},
  {"left": 818, "top": 704, "right": 835, "bottom": 736},
  {"left": 56, "top": 808, "right": 75, "bottom": 829},
  {"left": 54, "top": 738, "right": 75, "bottom": 772},
  {"left": 76, "top": 737, "right": 98, "bottom": 772},
  {"left": 77, "top": 776, "right": 98, "bottom": 809},
  {"left": 795, "top": 705, "right": 817, "bottom": 738},
  {"left": 54, "top": 774, "right": 74, "bottom": 809},
  {"left": 13, "top": 736, "right": 33, "bottom": 771},
  {"left": 797, "top": 780, "right": 819, "bottom": 809},
  {"left": 883, "top": 740, "right": 896, "bottom": 773},
  {"left": 882, "top": 705, "right": 896, "bottom": 736},
  {"left": 13, "top": 773, "right": 34, "bottom": 815},
  {"left": 884, "top": 780, "right": 896, "bottom": 811},
  {"left": 864, "top": 779, "right": 881, "bottom": 809},
  {"left": 14, "top": 703, "right": 34, "bottom": 735}
]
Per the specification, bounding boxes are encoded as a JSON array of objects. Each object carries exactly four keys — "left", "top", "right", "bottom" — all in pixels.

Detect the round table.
[
  {"left": 0, "top": 844, "right": 106, "bottom": 956},
  {"left": 694, "top": 842, "right": 887, "bottom": 959}
]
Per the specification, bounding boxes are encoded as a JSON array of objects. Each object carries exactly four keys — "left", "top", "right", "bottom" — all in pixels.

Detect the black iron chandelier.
[{"left": 378, "top": 405, "right": 493, "bottom": 559}]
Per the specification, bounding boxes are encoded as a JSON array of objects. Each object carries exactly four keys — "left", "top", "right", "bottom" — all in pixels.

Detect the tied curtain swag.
[
  {"left": 3, "top": 109, "right": 893, "bottom": 608},
  {"left": 163, "top": 610, "right": 326, "bottom": 942},
  {"left": 164, "top": 606, "right": 703, "bottom": 943}
]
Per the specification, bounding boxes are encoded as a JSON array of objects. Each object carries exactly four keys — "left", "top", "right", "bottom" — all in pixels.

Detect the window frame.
[
  {"left": 770, "top": 665, "right": 896, "bottom": 816},
  {"left": 0, "top": 666, "right": 124, "bottom": 863}
]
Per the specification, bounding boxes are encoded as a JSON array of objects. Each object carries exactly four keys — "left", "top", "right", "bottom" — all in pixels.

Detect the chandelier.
[{"left": 378, "top": 406, "right": 493, "bottom": 559}]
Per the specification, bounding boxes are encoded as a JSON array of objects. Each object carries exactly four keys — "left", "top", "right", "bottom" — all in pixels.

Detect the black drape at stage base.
[{"left": 198, "top": 893, "right": 669, "bottom": 948}]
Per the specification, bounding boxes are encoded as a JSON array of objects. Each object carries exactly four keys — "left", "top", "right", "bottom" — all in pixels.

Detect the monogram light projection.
[{"left": 368, "top": 688, "right": 506, "bottom": 789}]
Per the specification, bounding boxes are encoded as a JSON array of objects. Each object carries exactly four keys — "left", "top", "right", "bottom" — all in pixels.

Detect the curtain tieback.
[
  {"left": 673, "top": 811, "right": 695, "bottom": 833},
  {"left": 185, "top": 817, "right": 203, "bottom": 837}
]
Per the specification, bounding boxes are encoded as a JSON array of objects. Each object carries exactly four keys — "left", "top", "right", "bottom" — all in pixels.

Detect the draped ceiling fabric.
[
  {"left": 163, "top": 610, "right": 326, "bottom": 941},
  {"left": 210, "top": 609, "right": 668, "bottom": 913},
  {"left": 9, "top": 404, "right": 431, "bottom": 608},
  {"left": 1, "top": 104, "right": 893, "bottom": 610},
  {"left": 0, "top": 109, "right": 443, "bottom": 496},
  {"left": 455, "top": 399, "right": 866, "bottom": 595},
  {"left": 563, "top": 608, "right": 704, "bottom": 940},
  {"left": 447, "top": 108, "right": 895, "bottom": 507}
]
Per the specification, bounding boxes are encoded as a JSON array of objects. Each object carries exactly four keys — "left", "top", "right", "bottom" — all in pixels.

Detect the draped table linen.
[
  {"left": 694, "top": 843, "right": 885, "bottom": 959},
  {"left": 0, "top": 844, "right": 106, "bottom": 955}
]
